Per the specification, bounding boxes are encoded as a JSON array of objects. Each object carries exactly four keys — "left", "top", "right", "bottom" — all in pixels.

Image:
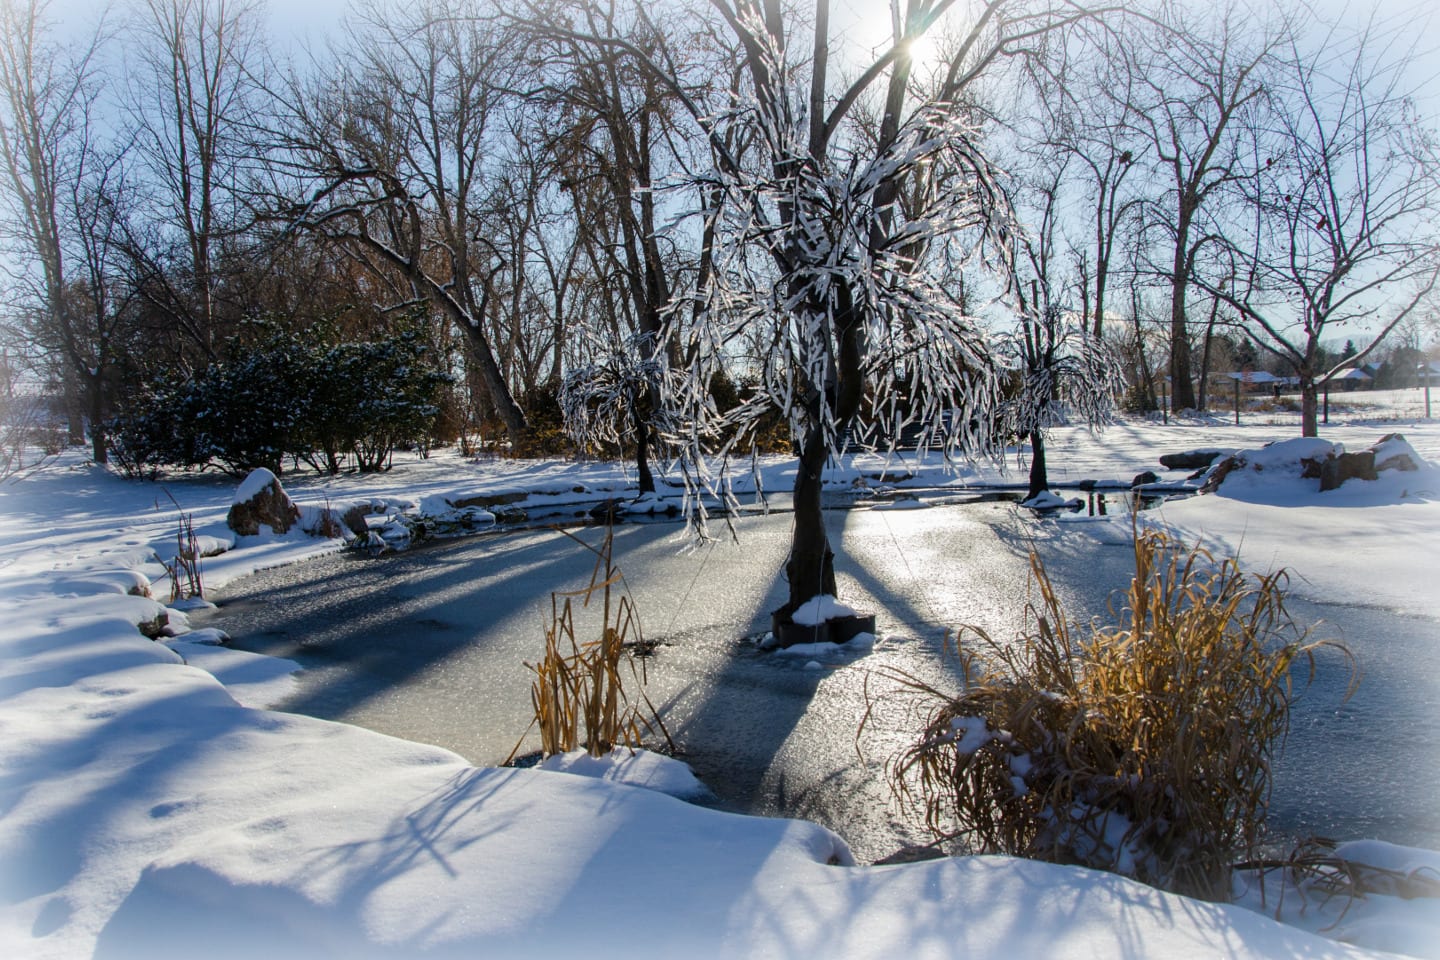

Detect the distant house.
[
  {"left": 1223, "top": 370, "right": 1284, "bottom": 392},
  {"left": 1328, "top": 367, "right": 1373, "bottom": 391}
]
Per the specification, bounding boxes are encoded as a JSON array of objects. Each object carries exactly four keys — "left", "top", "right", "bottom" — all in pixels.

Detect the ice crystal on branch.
[
  {"left": 560, "top": 331, "right": 667, "bottom": 454},
  {"left": 663, "top": 97, "right": 1016, "bottom": 532},
  {"left": 1000, "top": 305, "right": 1121, "bottom": 442}
]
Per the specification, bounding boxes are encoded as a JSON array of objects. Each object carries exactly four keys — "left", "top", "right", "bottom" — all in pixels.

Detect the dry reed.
[
  {"left": 513, "top": 524, "right": 670, "bottom": 760},
  {"left": 161, "top": 492, "right": 204, "bottom": 603},
  {"left": 883, "top": 528, "right": 1355, "bottom": 900}
]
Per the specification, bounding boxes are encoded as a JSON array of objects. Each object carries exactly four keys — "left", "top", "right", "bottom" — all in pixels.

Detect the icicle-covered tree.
[
  {"left": 560, "top": 331, "right": 669, "bottom": 494},
  {"left": 1002, "top": 301, "right": 1120, "bottom": 503},
  {"left": 1001, "top": 161, "right": 1121, "bottom": 505},
  {"left": 663, "top": 0, "right": 1097, "bottom": 625},
  {"left": 541, "top": 0, "right": 1098, "bottom": 625},
  {"left": 669, "top": 103, "right": 1010, "bottom": 621}
]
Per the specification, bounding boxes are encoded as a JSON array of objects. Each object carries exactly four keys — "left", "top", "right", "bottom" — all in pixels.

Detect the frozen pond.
[{"left": 205, "top": 504, "right": 1440, "bottom": 864}]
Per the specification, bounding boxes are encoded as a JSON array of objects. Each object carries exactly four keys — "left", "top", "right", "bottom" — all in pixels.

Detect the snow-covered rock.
[
  {"left": 297, "top": 500, "right": 372, "bottom": 540},
  {"left": 1020, "top": 490, "right": 1083, "bottom": 510},
  {"left": 1201, "top": 437, "right": 1342, "bottom": 493},
  {"left": 1371, "top": 433, "right": 1424, "bottom": 473},
  {"left": 616, "top": 493, "right": 680, "bottom": 515},
  {"left": 414, "top": 493, "right": 498, "bottom": 531},
  {"left": 227, "top": 468, "right": 300, "bottom": 536},
  {"left": 1159, "top": 448, "right": 1232, "bottom": 470},
  {"left": 1203, "top": 435, "right": 1435, "bottom": 495}
]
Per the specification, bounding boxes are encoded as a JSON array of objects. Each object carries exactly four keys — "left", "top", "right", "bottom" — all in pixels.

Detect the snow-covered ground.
[{"left": 3, "top": 390, "right": 1439, "bottom": 959}]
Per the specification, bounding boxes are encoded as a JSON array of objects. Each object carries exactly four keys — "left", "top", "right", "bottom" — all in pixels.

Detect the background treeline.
[{"left": 1, "top": 0, "right": 1437, "bottom": 476}]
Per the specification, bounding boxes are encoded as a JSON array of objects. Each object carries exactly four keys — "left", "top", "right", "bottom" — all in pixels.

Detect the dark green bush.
[{"left": 107, "top": 325, "right": 450, "bottom": 476}]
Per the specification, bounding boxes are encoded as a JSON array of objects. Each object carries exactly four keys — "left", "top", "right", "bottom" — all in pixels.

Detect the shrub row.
[{"left": 108, "top": 327, "right": 451, "bottom": 477}]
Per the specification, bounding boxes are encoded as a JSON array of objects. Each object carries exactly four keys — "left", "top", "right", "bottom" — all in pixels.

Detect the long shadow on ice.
[{"left": 213, "top": 528, "right": 651, "bottom": 763}]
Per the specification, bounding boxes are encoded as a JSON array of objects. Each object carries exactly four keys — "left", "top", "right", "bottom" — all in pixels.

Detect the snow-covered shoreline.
[{"left": 3, "top": 408, "right": 1439, "bottom": 958}]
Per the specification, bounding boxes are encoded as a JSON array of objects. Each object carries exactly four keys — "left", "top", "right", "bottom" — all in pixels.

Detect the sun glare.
[
  {"left": 839, "top": 0, "right": 949, "bottom": 72},
  {"left": 903, "top": 29, "right": 940, "bottom": 68}
]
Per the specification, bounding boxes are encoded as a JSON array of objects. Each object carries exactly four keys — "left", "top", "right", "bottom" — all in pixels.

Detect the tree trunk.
[
  {"left": 87, "top": 372, "right": 107, "bottom": 465},
  {"left": 1300, "top": 380, "right": 1319, "bottom": 437},
  {"left": 1169, "top": 289, "right": 1196, "bottom": 412},
  {"left": 1093, "top": 261, "right": 1108, "bottom": 341},
  {"left": 1197, "top": 297, "right": 1220, "bottom": 413},
  {"left": 631, "top": 402, "right": 655, "bottom": 495},
  {"left": 1132, "top": 304, "right": 1157, "bottom": 411},
  {"left": 1027, "top": 430, "right": 1048, "bottom": 501},
  {"left": 459, "top": 326, "right": 530, "bottom": 448},
  {"left": 63, "top": 373, "right": 85, "bottom": 446},
  {"left": 1169, "top": 207, "right": 1197, "bottom": 411},
  {"left": 777, "top": 290, "right": 866, "bottom": 618},
  {"left": 781, "top": 425, "right": 836, "bottom": 621}
]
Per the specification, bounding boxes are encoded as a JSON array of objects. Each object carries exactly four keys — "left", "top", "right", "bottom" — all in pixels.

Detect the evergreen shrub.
[{"left": 107, "top": 325, "right": 450, "bottom": 476}]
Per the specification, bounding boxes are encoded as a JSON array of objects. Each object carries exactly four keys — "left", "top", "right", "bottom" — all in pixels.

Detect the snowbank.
[
  {"left": 5, "top": 580, "right": 1380, "bottom": 960},
  {"left": 538, "top": 747, "right": 714, "bottom": 801},
  {"left": 1155, "top": 434, "right": 1440, "bottom": 618},
  {"left": 3, "top": 429, "right": 1439, "bottom": 958}
]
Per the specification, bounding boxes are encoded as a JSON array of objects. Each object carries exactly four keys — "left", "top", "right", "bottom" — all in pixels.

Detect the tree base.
[{"left": 770, "top": 611, "right": 876, "bottom": 648}]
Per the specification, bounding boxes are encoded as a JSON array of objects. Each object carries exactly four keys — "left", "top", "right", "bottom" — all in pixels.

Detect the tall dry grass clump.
[
  {"left": 514, "top": 525, "right": 669, "bottom": 760},
  {"left": 160, "top": 492, "right": 205, "bottom": 603},
  {"left": 887, "top": 528, "right": 1354, "bottom": 900}
]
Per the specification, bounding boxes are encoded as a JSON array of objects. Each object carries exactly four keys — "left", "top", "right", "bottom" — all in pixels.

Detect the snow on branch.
[
  {"left": 559, "top": 329, "right": 668, "bottom": 454},
  {"left": 659, "top": 85, "right": 1019, "bottom": 534},
  {"left": 1000, "top": 305, "right": 1121, "bottom": 440}
]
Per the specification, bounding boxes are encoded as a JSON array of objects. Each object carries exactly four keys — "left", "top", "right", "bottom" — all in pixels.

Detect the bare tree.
[
  {"left": 1036, "top": 30, "right": 1148, "bottom": 341},
  {"left": 1117, "top": 0, "right": 1288, "bottom": 412},
  {"left": 517, "top": 1, "right": 704, "bottom": 492},
  {"left": 0, "top": 0, "right": 124, "bottom": 461},
  {"left": 482, "top": 142, "right": 562, "bottom": 402},
  {"left": 283, "top": 0, "right": 531, "bottom": 445},
  {"left": 1004, "top": 157, "right": 1119, "bottom": 502},
  {"left": 127, "top": 0, "right": 268, "bottom": 363},
  {"left": 1198, "top": 23, "right": 1440, "bottom": 436}
]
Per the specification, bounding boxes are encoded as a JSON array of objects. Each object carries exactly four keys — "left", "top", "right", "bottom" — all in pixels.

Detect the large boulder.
[
  {"left": 297, "top": 500, "right": 376, "bottom": 540},
  {"left": 1200, "top": 437, "right": 1341, "bottom": 494},
  {"left": 1305, "top": 451, "right": 1378, "bottom": 492},
  {"left": 1159, "top": 449, "right": 1230, "bottom": 471},
  {"left": 1300, "top": 434, "right": 1428, "bottom": 491},
  {"left": 1202, "top": 434, "right": 1428, "bottom": 495},
  {"left": 1372, "top": 433, "right": 1422, "bottom": 473},
  {"left": 227, "top": 468, "right": 301, "bottom": 536}
]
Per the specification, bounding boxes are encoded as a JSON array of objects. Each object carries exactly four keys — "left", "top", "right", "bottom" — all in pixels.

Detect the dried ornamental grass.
[
  {"left": 1236, "top": 838, "right": 1440, "bottom": 918},
  {"left": 513, "top": 524, "right": 670, "bottom": 760},
  {"left": 884, "top": 529, "right": 1354, "bottom": 900},
  {"left": 161, "top": 492, "right": 204, "bottom": 603}
]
